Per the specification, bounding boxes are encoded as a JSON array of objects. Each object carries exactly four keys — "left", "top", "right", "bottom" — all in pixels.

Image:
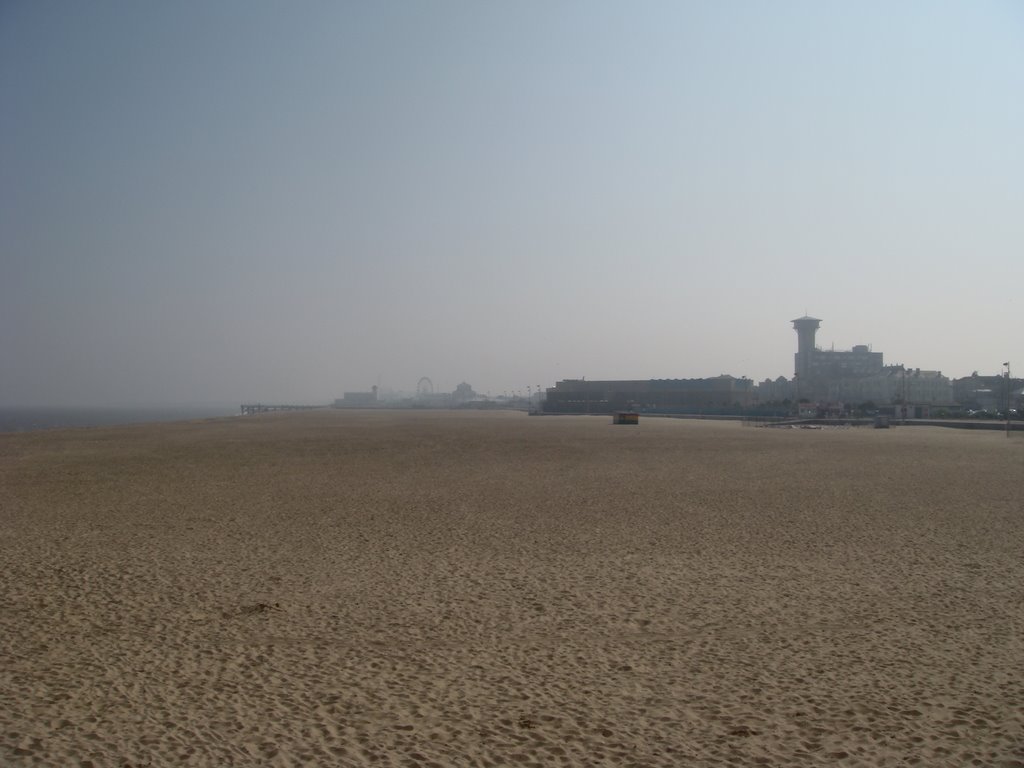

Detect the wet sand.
[{"left": 1, "top": 410, "right": 1022, "bottom": 766}]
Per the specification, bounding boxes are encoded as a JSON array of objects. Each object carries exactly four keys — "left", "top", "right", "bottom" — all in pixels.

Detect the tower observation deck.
[{"left": 792, "top": 316, "right": 821, "bottom": 380}]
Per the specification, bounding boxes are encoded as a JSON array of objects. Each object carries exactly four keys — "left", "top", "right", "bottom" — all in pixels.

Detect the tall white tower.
[{"left": 792, "top": 316, "right": 821, "bottom": 381}]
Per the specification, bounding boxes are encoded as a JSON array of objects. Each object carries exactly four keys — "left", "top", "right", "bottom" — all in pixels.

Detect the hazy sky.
[{"left": 2, "top": 1, "right": 1022, "bottom": 406}]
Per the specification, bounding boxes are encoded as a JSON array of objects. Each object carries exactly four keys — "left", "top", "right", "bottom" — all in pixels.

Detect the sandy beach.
[{"left": 1, "top": 410, "right": 1022, "bottom": 767}]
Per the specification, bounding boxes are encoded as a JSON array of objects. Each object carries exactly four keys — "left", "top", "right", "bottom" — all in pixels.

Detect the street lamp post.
[
  {"left": 901, "top": 367, "right": 907, "bottom": 425},
  {"left": 1004, "top": 362, "right": 1011, "bottom": 438}
]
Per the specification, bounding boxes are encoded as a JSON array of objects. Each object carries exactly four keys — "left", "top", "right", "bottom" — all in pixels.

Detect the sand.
[{"left": 1, "top": 410, "right": 1022, "bottom": 767}]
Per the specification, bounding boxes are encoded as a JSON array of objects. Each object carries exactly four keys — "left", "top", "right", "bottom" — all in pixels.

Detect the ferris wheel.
[{"left": 416, "top": 377, "right": 434, "bottom": 398}]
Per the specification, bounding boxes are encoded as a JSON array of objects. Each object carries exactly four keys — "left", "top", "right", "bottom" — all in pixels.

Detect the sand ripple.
[{"left": 2, "top": 411, "right": 1022, "bottom": 766}]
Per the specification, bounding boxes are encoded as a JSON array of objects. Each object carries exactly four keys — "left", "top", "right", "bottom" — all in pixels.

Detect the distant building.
[
  {"left": 953, "top": 373, "right": 1022, "bottom": 413},
  {"left": 792, "top": 316, "right": 884, "bottom": 398},
  {"left": 335, "top": 386, "right": 378, "bottom": 407},
  {"left": 755, "top": 376, "right": 795, "bottom": 403},
  {"left": 543, "top": 315, "right": 985, "bottom": 417},
  {"left": 788, "top": 316, "right": 951, "bottom": 407},
  {"left": 452, "top": 382, "right": 478, "bottom": 406},
  {"left": 544, "top": 376, "right": 754, "bottom": 414}
]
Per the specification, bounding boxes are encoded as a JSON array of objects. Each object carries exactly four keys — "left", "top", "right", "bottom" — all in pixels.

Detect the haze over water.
[{"left": 0, "top": 406, "right": 241, "bottom": 434}]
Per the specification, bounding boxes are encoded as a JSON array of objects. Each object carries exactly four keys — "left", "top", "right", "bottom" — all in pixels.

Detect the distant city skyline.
[{"left": 2, "top": 2, "right": 1021, "bottom": 406}]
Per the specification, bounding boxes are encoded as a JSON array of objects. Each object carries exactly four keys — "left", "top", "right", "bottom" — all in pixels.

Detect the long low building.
[{"left": 543, "top": 376, "right": 755, "bottom": 414}]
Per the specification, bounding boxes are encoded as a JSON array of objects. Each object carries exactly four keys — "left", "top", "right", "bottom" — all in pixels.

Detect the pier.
[{"left": 240, "top": 404, "right": 321, "bottom": 416}]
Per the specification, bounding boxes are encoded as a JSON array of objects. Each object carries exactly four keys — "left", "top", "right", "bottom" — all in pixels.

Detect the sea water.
[{"left": 0, "top": 406, "right": 241, "bottom": 433}]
